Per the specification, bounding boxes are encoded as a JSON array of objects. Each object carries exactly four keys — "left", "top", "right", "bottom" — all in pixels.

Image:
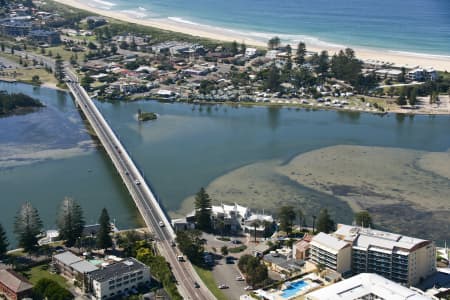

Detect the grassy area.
[
  {"left": 22, "top": 264, "right": 68, "bottom": 287},
  {"left": 193, "top": 266, "right": 228, "bottom": 300},
  {"left": 229, "top": 245, "right": 247, "bottom": 253}
]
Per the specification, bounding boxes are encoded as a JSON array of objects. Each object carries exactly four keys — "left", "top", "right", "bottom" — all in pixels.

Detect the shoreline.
[{"left": 53, "top": 0, "right": 450, "bottom": 71}]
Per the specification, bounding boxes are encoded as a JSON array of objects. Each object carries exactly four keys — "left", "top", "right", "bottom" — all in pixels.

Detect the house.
[
  {"left": 0, "top": 269, "right": 33, "bottom": 300},
  {"left": 242, "top": 214, "right": 275, "bottom": 237},
  {"left": 265, "top": 50, "right": 280, "bottom": 60},
  {"left": 375, "top": 69, "right": 403, "bottom": 81},
  {"left": 293, "top": 238, "right": 311, "bottom": 261},
  {"left": 87, "top": 258, "right": 151, "bottom": 300},
  {"left": 28, "top": 29, "right": 61, "bottom": 45},
  {"left": 310, "top": 232, "right": 352, "bottom": 274},
  {"left": 245, "top": 47, "right": 257, "bottom": 58},
  {"left": 407, "top": 68, "right": 438, "bottom": 81},
  {"left": 263, "top": 253, "right": 305, "bottom": 276},
  {"left": 53, "top": 251, "right": 99, "bottom": 279},
  {"left": 305, "top": 273, "right": 432, "bottom": 300}
]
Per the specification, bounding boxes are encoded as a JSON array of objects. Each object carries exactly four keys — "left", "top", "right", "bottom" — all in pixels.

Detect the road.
[{"left": 64, "top": 68, "right": 215, "bottom": 300}]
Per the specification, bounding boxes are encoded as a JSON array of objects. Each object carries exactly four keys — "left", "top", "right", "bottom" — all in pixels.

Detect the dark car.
[{"left": 194, "top": 282, "right": 200, "bottom": 288}]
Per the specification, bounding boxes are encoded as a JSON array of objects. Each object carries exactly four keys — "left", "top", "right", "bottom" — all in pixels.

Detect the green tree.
[
  {"left": 354, "top": 210, "right": 373, "bottom": 227},
  {"left": 250, "top": 220, "right": 261, "bottom": 243},
  {"left": 268, "top": 36, "right": 280, "bottom": 50},
  {"left": 14, "top": 202, "right": 43, "bottom": 252},
  {"left": 316, "top": 208, "right": 334, "bottom": 233},
  {"left": 175, "top": 230, "right": 204, "bottom": 265},
  {"left": 265, "top": 64, "right": 281, "bottom": 91},
  {"left": 31, "top": 75, "right": 40, "bottom": 84},
  {"left": 0, "top": 223, "right": 8, "bottom": 259},
  {"left": 396, "top": 88, "right": 407, "bottom": 106},
  {"left": 54, "top": 57, "right": 64, "bottom": 83},
  {"left": 297, "top": 208, "right": 305, "bottom": 230},
  {"left": 194, "top": 187, "right": 212, "bottom": 232},
  {"left": 33, "top": 278, "right": 73, "bottom": 300},
  {"left": 221, "top": 245, "right": 228, "bottom": 256},
  {"left": 278, "top": 206, "right": 296, "bottom": 235},
  {"left": 296, "top": 42, "right": 306, "bottom": 65},
  {"left": 230, "top": 40, "right": 238, "bottom": 55},
  {"left": 408, "top": 87, "right": 418, "bottom": 106},
  {"left": 0, "top": 43, "right": 4, "bottom": 52},
  {"left": 80, "top": 75, "right": 94, "bottom": 90},
  {"left": 317, "top": 50, "right": 329, "bottom": 76},
  {"left": 330, "top": 48, "right": 362, "bottom": 83},
  {"left": 57, "top": 197, "right": 85, "bottom": 247},
  {"left": 96, "top": 208, "right": 112, "bottom": 250},
  {"left": 238, "top": 254, "right": 268, "bottom": 287},
  {"left": 285, "top": 44, "right": 292, "bottom": 55}
]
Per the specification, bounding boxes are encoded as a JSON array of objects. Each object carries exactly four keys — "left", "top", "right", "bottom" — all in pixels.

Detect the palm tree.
[
  {"left": 251, "top": 220, "right": 261, "bottom": 243},
  {"left": 297, "top": 208, "right": 305, "bottom": 232}
]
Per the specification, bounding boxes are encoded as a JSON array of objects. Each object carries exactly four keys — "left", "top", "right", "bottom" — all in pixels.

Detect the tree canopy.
[
  {"left": 194, "top": 187, "right": 212, "bottom": 232},
  {"left": 0, "top": 223, "right": 8, "bottom": 258},
  {"left": 57, "top": 197, "right": 85, "bottom": 247},
  {"left": 354, "top": 210, "right": 373, "bottom": 227},
  {"left": 96, "top": 208, "right": 112, "bottom": 249},
  {"left": 175, "top": 229, "right": 204, "bottom": 265},
  {"left": 238, "top": 254, "right": 269, "bottom": 287},
  {"left": 316, "top": 208, "right": 334, "bottom": 233},
  {"left": 278, "top": 206, "right": 296, "bottom": 235},
  {"left": 14, "top": 202, "right": 43, "bottom": 252}
]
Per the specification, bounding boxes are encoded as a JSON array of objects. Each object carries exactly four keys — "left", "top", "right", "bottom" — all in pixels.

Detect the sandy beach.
[{"left": 53, "top": 0, "right": 450, "bottom": 71}]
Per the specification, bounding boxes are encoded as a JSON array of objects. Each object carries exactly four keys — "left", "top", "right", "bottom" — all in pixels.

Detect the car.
[
  {"left": 194, "top": 282, "right": 200, "bottom": 288},
  {"left": 171, "top": 240, "right": 176, "bottom": 247},
  {"left": 159, "top": 221, "right": 165, "bottom": 227},
  {"left": 236, "top": 276, "right": 244, "bottom": 281},
  {"left": 244, "top": 286, "right": 253, "bottom": 291},
  {"left": 134, "top": 179, "right": 141, "bottom": 185},
  {"left": 177, "top": 255, "right": 184, "bottom": 262},
  {"left": 125, "top": 171, "right": 129, "bottom": 175},
  {"left": 226, "top": 256, "right": 235, "bottom": 264},
  {"left": 218, "top": 284, "right": 228, "bottom": 289},
  {"left": 231, "top": 239, "right": 241, "bottom": 244}
]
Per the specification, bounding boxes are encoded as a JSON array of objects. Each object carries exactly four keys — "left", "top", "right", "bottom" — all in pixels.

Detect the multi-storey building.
[
  {"left": 87, "top": 258, "right": 151, "bottom": 300},
  {"left": 334, "top": 224, "right": 436, "bottom": 286},
  {"left": 310, "top": 232, "right": 352, "bottom": 274}
]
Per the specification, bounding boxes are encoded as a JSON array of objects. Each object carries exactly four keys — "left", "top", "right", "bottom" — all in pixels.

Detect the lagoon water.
[
  {"left": 1, "top": 83, "right": 450, "bottom": 245},
  {"left": 85, "top": 0, "right": 450, "bottom": 56}
]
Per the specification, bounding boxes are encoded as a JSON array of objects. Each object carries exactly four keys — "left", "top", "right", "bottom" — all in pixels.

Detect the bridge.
[{"left": 65, "top": 68, "right": 215, "bottom": 300}]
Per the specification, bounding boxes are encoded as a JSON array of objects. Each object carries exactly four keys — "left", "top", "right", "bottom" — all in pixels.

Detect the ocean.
[{"left": 82, "top": 0, "right": 450, "bottom": 56}]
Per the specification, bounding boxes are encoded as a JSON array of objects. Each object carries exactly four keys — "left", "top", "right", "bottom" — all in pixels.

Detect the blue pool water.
[{"left": 280, "top": 280, "right": 309, "bottom": 299}]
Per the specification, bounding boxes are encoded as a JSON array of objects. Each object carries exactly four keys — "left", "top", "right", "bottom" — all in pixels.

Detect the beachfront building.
[
  {"left": 334, "top": 224, "right": 436, "bottom": 286},
  {"left": 310, "top": 232, "right": 352, "bottom": 274},
  {"left": 87, "top": 258, "right": 151, "bottom": 300},
  {"left": 305, "top": 273, "right": 432, "bottom": 300},
  {"left": 407, "top": 68, "right": 438, "bottom": 81},
  {"left": 0, "top": 269, "right": 33, "bottom": 300},
  {"left": 245, "top": 47, "right": 257, "bottom": 58},
  {"left": 375, "top": 68, "right": 403, "bottom": 81}
]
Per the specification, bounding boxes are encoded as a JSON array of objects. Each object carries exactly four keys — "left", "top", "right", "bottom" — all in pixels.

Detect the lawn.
[
  {"left": 193, "top": 266, "right": 228, "bottom": 300},
  {"left": 22, "top": 264, "right": 68, "bottom": 287}
]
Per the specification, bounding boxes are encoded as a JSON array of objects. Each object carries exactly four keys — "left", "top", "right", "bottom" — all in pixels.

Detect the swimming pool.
[{"left": 280, "top": 280, "right": 309, "bottom": 299}]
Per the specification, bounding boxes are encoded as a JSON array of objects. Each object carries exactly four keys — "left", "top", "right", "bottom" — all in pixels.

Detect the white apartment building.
[
  {"left": 334, "top": 224, "right": 436, "bottom": 286},
  {"left": 305, "top": 273, "right": 432, "bottom": 300},
  {"left": 87, "top": 258, "right": 150, "bottom": 300},
  {"left": 310, "top": 232, "right": 352, "bottom": 274}
]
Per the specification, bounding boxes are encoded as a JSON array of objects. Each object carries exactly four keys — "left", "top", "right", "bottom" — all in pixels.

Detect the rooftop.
[
  {"left": 54, "top": 251, "right": 83, "bottom": 266},
  {"left": 88, "top": 258, "right": 148, "bottom": 282},
  {"left": 334, "top": 224, "right": 430, "bottom": 251},
  {"left": 71, "top": 260, "right": 99, "bottom": 274},
  {"left": 311, "top": 232, "right": 349, "bottom": 254},
  {"left": 306, "top": 273, "right": 431, "bottom": 300},
  {"left": 0, "top": 269, "right": 33, "bottom": 293}
]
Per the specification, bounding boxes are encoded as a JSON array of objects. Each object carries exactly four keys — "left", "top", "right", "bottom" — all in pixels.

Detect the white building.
[
  {"left": 265, "top": 50, "right": 280, "bottom": 60},
  {"left": 334, "top": 224, "right": 436, "bottom": 286},
  {"left": 305, "top": 273, "right": 432, "bottom": 300},
  {"left": 310, "top": 232, "right": 352, "bottom": 274},
  {"left": 245, "top": 47, "right": 257, "bottom": 58},
  {"left": 87, "top": 258, "right": 150, "bottom": 300}
]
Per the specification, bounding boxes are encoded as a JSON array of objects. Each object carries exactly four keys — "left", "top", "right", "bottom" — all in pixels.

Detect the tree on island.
[
  {"left": 0, "top": 223, "right": 8, "bottom": 259},
  {"left": 316, "top": 50, "right": 330, "bottom": 77},
  {"left": 278, "top": 206, "right": 296, "bottom": 235},
  {"left": 194, "top": 188, "right": 212, "bottom": 232},
  {"left": 57, "top": 197, "right": 85, "bottom": 247},
  {"left": 96, "top": 208, "right": 113, "bottom": 250},
  {"left": 14, "top": 202, "right": 43, "bottom": 253},
  {"left": 354, "top": 210, "right": 373, "bottom": 227},
  {"left": 296, "top": 42, "right": 306, "bottom": 65},
  {"left": 230, "top": 40, "right": 239, "bottom": 56},
  {"left": 316, "top": 208, "right": 334, "bottom": 233},
  {"left": 396, "top": 88, "right": 407, "bottom": 106},
  {"left": 330, "top": 48, "right": 362, "bottom": 83},
  {"left": 265, "top": 64, "right": 281, "bottom": 91}
]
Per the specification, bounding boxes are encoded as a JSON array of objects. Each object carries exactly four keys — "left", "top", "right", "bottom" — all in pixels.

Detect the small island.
[
  {"left": 0, "top": 91, "right": 44, "bottom": 116},
  {"left": 137, "top": 109, "right": 158, "bottom": 121}
]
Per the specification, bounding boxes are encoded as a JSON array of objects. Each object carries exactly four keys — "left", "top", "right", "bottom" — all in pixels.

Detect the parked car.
[
  {"left": 236, "top": 276, "right": 244, "bottom": 281},
  {"left": 218, "top": 284, "right": 229, "bottom": 289}
]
